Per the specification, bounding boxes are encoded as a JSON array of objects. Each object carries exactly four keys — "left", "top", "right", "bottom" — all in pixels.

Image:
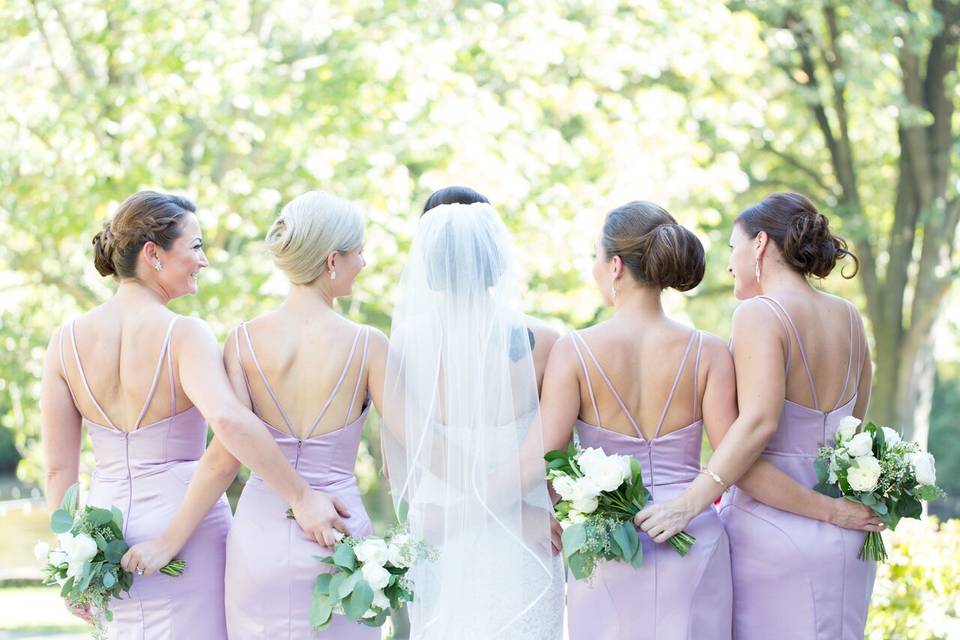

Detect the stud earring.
[{"left": 154, "top": 259, "right": 163, "bottom": 271}]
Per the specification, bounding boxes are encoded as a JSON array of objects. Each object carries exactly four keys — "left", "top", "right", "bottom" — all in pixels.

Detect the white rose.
[
  {"left": 576, "top": 448, "right": 609, "bottom": 478},
  {"left": 881, "top": 427, "right": 901, "bottom": 447},
  {"left": 360, "top": 561, "right": 391, "bottom": 590},
  {"left": 34, "top": 541, "right": 50, "bottom": 563},
  {"left": 570, "top": 477, "right": 600, "bottom": 514},
  {"left": 70, "top": 533, "right": 98, "bottom": 565},
  {"left": 590, "top": 455, "right": 631, "bottom": 492},
  {"left": 372, "top": 588, "right": 390, "bottom": 611},
  {"left": 67, "top": 559, "right": 86, "bottom": 579},
  {"left": 835, "top": 416, "right": 861, "bottom": 442},
  {"left": 551, "top": 475, "right": 576, "bottom": 501},
  {"left": 48, "top": 550, "right": 68, "bottom": 567},
  {"left": 354, "top": 538, "right": 389, "bottom": 566},
  {"left": 845, "top": 432, "right": 874, "bottom": 458},
  {"left": 847, "top": 456, "right": 882, "bottom": 492},
  {"left": 386, "top": 540, "right": 410, "bottom": 568},
  {"left": 57, "top": 533, "right": 76, "bottom": 556},
  {"left": 911, "top": 451, "right": 937, "bottom": 486}
]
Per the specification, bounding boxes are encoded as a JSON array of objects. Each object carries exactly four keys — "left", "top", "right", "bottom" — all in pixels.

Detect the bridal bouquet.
[
  {"left": 813, "top": 417, "right": 944, "bottom": 561},
  {"left": 37, "top": 484, "right": 184, "bottom": 636},
  {"left": 309, "top": 528, "right": 432, "bottom": 630},
  {"left": 545, "top": 442, "right": 695, "bottom": 580}
]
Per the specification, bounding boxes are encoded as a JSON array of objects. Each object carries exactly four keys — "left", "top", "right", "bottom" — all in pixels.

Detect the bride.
[{"left": 382, "top": 201, "right": 564, "bottom": 639}]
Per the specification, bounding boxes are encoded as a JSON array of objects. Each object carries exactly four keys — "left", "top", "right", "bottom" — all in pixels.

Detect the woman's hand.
[
  {"left": 291, "top": 490, "right": 351, "bottom": 547},
  {"left": 633, "top": 497, "right": 698, "bottom": 544},
  {"left": 827, "top": 497, "right": 885, "bottom": 532},
  {"left": 121, "top": 537, "right": 179, "bottom": 577}
]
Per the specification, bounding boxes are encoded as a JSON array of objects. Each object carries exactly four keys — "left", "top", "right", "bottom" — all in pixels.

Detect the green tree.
[{"left": 725, "top": 0, "right": 960, "bottom": 446}]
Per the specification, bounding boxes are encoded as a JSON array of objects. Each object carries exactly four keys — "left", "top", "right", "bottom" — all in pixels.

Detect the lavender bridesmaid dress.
[
  {"left": 566, "top": 330, "right": 733, "bottom": 640},
  {"left": 719, "top": 296, "right": 876, "bottom": 640},
  {"left": 60, "top": 317, "right": 231, "bottom": 639},
  {"left": 224, "top": 324, "right": 377, "bottom": 640}
]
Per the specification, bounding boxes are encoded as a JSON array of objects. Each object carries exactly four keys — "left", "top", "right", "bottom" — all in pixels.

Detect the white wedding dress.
[{"left": 383, "top": 203, "right": 563, "bottom": 639}]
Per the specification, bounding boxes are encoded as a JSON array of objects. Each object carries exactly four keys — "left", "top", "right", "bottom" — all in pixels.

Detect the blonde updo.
[{"left": 265, "top": 191, "right": 364, "bottom": 284}]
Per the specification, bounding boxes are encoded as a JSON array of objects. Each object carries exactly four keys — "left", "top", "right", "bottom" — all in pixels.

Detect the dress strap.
[
  {"left": 692, "top": 331, "right": 704, "bottom": 422},
  {"left": 832, "top": 302, "right": 857, "bottom": 411},
  {"left": 241, "top": 323, "right": 295, "bottom": 434},
  {"left": 653, "top": 330, "right": 697, "bottom": 438},
  {"left": 756, "top": 296, "right": 819, "bottom": 411},
  {"left": 341, "top": 327, "right": 371, "bottom": 429},
  {"left": 166, "top": 319, "right": 177, "bottom": 418},
  {"left": 303, "top": 327, "right": 364, "bottom": 439},
  {"left": 233, "top": 325, "right": 258, "bottom": 414},
  {"left": 752, "top": 297, "right": 793, "bottom": 374},
  {"left": 57, "top": 325, "right": 81, "bottom": 410},
  {"left": 133, "top": 317, "right": 178, "bottom": 430},
  {"left": 570, "top": 333, "right": 601, "bottom": 427},
  {"left": 572, "top": 332, "right": 644, "bottom": 439},
  {"left": 68, "top": 321, "right": 120, "bottom": 431}
]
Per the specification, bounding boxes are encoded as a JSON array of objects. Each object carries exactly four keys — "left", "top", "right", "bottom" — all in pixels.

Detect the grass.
[{"left": 0, "top": 586, "right": 88, "bottom": 634}]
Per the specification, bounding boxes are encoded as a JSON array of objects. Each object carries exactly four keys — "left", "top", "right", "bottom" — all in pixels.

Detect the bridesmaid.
[
  {"left": 39, "top": 192, "right": 348, "bottom": 638},
  {"left": 222, "top": 191, "right": 389, "bottom": 638},
  {"left": 540, "top": 201, "right": 737, "bottom": 640},
  {"left": 716, "top": 192, "right": 879, "bottom": 639}
]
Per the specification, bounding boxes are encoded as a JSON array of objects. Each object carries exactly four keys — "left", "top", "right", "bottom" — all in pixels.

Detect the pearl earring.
[{"left": 154, "top": 259, "right": 163, "bottom": 271}]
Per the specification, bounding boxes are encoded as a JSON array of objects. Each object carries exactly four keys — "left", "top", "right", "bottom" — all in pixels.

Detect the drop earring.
[
  {"left": 154, "top": 259, "right": 163, "bottom": 271},
  {"left": 330, "top": 270, "right": 337, "bottom": 281},
  {"left": 754, "top": 259, "right": 761, "bottom": 283},
  {"left": 611, "top": 284, "right": 617, "bottom": 304}
]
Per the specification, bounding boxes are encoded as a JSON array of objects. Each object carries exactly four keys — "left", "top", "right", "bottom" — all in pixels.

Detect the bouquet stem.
[
  {"left": 159, "top": 560, "right": 186, "bottom": 577},
  {"left": 858, "top": 532, "right": 886, "bottom": 562},
  {"left": 667, "top": 531, "right": 696, "bottom": 556}
]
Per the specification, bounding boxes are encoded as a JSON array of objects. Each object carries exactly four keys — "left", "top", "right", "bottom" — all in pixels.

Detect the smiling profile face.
[{"left": 152, "top": 213, "right": 208, "bottom": 298}]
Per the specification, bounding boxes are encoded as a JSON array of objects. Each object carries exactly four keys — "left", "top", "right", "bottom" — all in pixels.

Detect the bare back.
[
  {"left": 59, "top": 303, "right": 194, "bottom": 432},
  {"left": 749, "top": 290, "right": 866, "bottom": 413},
  {"left": 573, "top": 318, "right": 706, "bottom": 440},
  {"left": 228, "top": 310, "right": 370, "bottom": 440}
]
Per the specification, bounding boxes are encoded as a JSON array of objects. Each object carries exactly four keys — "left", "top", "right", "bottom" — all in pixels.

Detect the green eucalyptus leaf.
[{"left": 343, "top": 580, "right": 374, "bottom": 620}]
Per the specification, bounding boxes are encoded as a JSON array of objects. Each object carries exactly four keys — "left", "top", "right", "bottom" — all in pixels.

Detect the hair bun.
[
  {"left": 782, "top": 209, "right": 841, "bottom": 278},
  {"left": 602, "top": 202, "right": 705, "bottom": 292},
  {"left": 92, "top": 221, "right": 117, "bottom": 277},
  {"left": 736, "top": 192, "right": 859, "bottom": 279}
]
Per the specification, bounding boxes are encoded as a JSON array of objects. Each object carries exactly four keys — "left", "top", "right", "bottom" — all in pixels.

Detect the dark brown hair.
[
  {"left": 735, "top": 192, "right": 859, "bottom": 279},
  {"left": 421, "top": 186, "right": 490, "bottom": 214},
  {"left": 92, "top": 191, "right": 196, "bottom": 278},
  {"left": 602, "top": 201, "right": 705, "bottom": 292}
]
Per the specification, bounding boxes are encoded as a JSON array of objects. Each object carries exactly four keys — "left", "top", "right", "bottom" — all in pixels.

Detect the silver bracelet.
[{"left": 700, "top": 466, "right": 727, "bottom": 490}]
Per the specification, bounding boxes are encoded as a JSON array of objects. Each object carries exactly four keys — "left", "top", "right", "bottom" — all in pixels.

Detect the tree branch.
[
  {"left": 49, "top": 0, "right": 98, "bottom": 82},
  {"left": 28, "top": 0, "right": 77, "bottom": 97},
  {"left": 759, "top": 140, "right": 833, "bottom": 194}
]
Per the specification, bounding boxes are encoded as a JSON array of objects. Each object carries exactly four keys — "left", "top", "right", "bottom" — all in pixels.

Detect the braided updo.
[{"left": 92, "top": 191, "right": 195, "bottom": 278}]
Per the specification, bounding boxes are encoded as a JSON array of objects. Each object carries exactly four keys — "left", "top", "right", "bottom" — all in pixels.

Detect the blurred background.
[{"left": 1, "top": 0, "right": 958, "bottom": 638}]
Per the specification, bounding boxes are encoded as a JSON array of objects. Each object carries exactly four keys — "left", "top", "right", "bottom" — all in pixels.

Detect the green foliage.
[{"left": 866, "top": 518, "right": 960, "bottom": 639}]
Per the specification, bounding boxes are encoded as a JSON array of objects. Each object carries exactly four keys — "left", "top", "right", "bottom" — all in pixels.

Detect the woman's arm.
[
  {"left": 538, "top": 335, "right": 581, "bottom": 455},
  {"left": 734, "top": 307, "right": 879, "bottom": 531},
  {"left": 120, "top": 329, "right": 252, "bottom": 575},
  {"left": 173, "top": 318, "right": 350, "bottom": 546},
  {"left": 634, "top": 333, "right": 740, "bottom": 541},
  {"left": 40, "top": 328, "right": 83, "bottom": 511}
]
